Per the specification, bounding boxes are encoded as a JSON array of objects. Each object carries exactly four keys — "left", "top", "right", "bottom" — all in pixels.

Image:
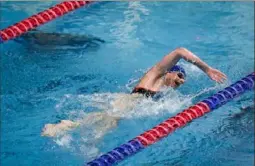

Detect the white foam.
[
  {"left": 54, "top": 134, "right": 73, "bottom": 148},
  {"left": 54, "top": 82, "right": 222, "bottom": 120}
]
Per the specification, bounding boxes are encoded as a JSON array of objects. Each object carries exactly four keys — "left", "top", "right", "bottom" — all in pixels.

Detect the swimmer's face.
[{"left": 164, "top": 72, "right": 185, "bottom": 88}]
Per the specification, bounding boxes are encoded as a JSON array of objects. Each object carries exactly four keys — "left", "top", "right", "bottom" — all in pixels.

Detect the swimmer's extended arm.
[{"left": 154, "top": 47, "right": 227, "bottom": 83}]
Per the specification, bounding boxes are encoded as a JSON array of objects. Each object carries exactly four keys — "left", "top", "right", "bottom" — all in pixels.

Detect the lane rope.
[
  {"left": 86, "top": 72, "right": 254, "bottom": 166},
  {"left": 0, "top": 1, "right": 91, "bottom": 43}
]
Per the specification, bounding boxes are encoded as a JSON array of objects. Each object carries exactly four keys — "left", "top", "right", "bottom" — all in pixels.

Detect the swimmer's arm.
[
  {"left": 155, "top": 47, "right": 227, "bottom": 83},
  {"left": 155, "top": 47, "right": 209, "bottom": 73},
  {"left": 177, "top": 48, "right": 227, "bottom": 83}
]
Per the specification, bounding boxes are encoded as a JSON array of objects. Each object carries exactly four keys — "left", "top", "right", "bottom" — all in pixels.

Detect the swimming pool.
[{"left": 1, "top": 1, "right": 254, "bottom": 166}]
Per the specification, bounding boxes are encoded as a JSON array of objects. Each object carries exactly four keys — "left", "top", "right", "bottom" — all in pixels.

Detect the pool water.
[{"left": 1, "top": 2, "right": 254, "bottom": 166}]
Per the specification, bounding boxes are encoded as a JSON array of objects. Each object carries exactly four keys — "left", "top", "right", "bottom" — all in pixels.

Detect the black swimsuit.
[{"left": 131, "top": 87, "right": 157, "bottom": 98}]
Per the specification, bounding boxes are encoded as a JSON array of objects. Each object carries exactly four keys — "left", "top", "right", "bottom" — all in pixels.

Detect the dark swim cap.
[{"left": 167, "top": 65, "right": 186, "bottom": 78}]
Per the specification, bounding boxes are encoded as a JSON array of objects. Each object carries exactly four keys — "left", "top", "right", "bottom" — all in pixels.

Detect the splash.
[
  {"left": 54, "top": 134, "right": 73, "bottom": 148},
  {"left": 46, "top": 67, "right": 224, "bottom": 156}
]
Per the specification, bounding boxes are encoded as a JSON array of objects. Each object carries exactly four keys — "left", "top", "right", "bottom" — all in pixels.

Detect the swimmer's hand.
[{"left": 206, "top": 67, "right": 227, "bottom": 83}]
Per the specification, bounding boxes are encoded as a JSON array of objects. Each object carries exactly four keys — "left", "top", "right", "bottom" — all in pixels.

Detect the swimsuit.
[{"left": 131, "top": 87, "right": 157, "bottom": 98}]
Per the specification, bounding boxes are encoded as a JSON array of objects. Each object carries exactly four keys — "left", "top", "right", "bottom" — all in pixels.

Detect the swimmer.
[
  {"left": 15, "top": 29, "right": 105, "bottom": 47},
  {"left": 42, "top": 47, "right": 227, "bottom": 137}
]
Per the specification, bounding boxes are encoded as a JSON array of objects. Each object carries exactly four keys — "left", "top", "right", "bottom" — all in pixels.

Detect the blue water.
[{"left": 1, "top": 2, "right": 254, "bottom": 166}]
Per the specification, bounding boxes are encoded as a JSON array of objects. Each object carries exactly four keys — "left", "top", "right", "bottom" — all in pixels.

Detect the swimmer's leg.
[
  {"left": 41, "top": 120, "right": 79, "bottom": 137},
  {"left": 41, "top": 112, "right": 120, "bottom": 137},
  {"left": 86, "top": 112, "right": 121, "bottom": 138},
  {"left": 77, "top": 112, "right": 121, "bottom": 138}
]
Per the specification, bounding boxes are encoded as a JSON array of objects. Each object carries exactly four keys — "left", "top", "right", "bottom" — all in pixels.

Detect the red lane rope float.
[
  {"left": 86, "top": 72, "right": 254, "bottom": 166},
  {"left": 0, "top": 1, "right": 91, "bottom": 43},
  {"left": 136, "top": 102, "right": 210, "bottom": 146}
]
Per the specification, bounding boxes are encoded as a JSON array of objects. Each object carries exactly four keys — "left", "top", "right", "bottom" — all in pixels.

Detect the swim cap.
[{"left": 167, "top": 65, "right": 186, "bottom": 78}]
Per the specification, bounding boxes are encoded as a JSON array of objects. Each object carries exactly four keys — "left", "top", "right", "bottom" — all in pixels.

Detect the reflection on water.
[{"left": 14, "top": 30, "right": 105, "bottom": 52}]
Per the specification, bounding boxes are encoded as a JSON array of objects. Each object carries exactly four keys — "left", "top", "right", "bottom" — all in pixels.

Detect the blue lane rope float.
[{"left": 86, "top": 72, "right": 254, "bottom": 166}]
